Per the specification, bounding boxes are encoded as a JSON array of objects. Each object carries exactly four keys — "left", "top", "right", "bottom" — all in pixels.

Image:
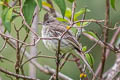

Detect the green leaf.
[
  {"left": 5, "top": 8, "right": 13, "bottom": 22},
  {"left": 2, "top": 8, "right": 13, "bottom": 33},
  {"left": 111, "top": 0, "right": 116, "bottom": 9},
  {"left": 54, "top": 0, "right": 66, "bottom": 18},
  {"left": 82, "top": 22, "right": 90, "bottom": 27},
  {"left": 82, "top": 46, "right": 87, "bottom": 52},
  {"left": 67, "top": 0, "right": 74, "bottom": 3},
  {"left": 56, "top": 17, "right": 68, "bottom": 22},
  {"left": 84, "top": 31, "right": 98, "bottom": 40},
  {"left": 37, "top": 0, "right": 42, "bottom": 9},
  {"left": 65, "top": 8, "right": 72, "bottom": 19},
  {"left": 35, "top": 0, "right": 42, "bottom": 10},
  {"left": 4, "top": 22, "right": 11, "bottom": 33},
  {"left": 22, "top": 0, "right": 36, "bottom": 25},
  {"left": 74, "top": 8, "right": 90, "bottom": 20},
  {"left": 2, "top": 8, "right": 9, "bottom": 21},
  {"left": 74, "top": 18, "right": 80, "bottom": 26},
  {"left": 76, "top": 19, "right": 92, "bottom": 26},
  {"left": 85, "top": 53, "right": 94, "bottom": 68}
]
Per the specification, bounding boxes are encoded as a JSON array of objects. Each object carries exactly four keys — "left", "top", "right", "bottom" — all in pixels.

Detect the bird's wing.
[{"left": 48, "top": 21, "right": 81, "bottom": 50}]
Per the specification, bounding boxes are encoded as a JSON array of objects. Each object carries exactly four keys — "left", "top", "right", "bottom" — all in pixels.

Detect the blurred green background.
[{"left": 0, "top": 0, "right": 120, "bottom": 80}]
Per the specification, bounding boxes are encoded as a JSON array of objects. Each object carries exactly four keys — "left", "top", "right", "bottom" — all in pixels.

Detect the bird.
[{"left": 41, "top": 13, "right": 94, "bottom": 74}]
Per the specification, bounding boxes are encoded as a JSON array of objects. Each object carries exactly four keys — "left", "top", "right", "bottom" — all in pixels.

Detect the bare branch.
[
  {"left": 74, "top": 20, "right": 105, "bottom": 24},
  {"left": 19, "top": 0, "right": 39, "bottom": 38},
  {"left": 0, "top": 32, "right": 73, "bottom": 80},
  {"left": 14, "top": 26, "right": 21, "bottom": 80},
  {"left": 104, "top": 53, "right": 120, "bottom": 80},
  {"left": 0, "top": 67, "right": 40, "bottom": 80},
  {"left": 94, "top": 0, "right": 110, "bottom": 79},
  {"left": 29, "top": 6, "right": 39, "bottom": 78},
  {"left": 94, "top": 27, "right": 120, "bottom": 80},
  {"left": 0, "top": 18, "right": 73, "bottom": 80},
  {"left": 0, "top": 38, "right": 7, "bottom": 53}
]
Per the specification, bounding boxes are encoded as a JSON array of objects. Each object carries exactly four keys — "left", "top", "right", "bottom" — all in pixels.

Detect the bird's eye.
[{"left": 47, "top": 21, "right": 50, "bottom": 23}]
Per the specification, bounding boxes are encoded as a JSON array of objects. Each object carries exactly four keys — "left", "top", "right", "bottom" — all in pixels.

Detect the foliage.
[
  {"left": 22, "top": 0, "right": 36, "bottom": 27},
  {"left": 35, "top": 0, "right": 42, "bottom": 10},
  {"left": 67, "top": 0, "right": 74, "bottom": 3},
  {"left": 0, "top": 0, "right": 120, "bottom": 80},
  {"left": 54, "top": 0, "right": 66, "bottom": 17},
  {"left": 111, "top": 0, "right": 116, "bottom": 9},
  {"left": 82, "top": 46, "right": 94, "bottom": 68},
  {"left": 1, "top": 7, "right": 13, "bottom": 33},
  {"left": 85, "top": 53, "right": 94, "bottom": 68},
  {"left": 84, "top": 31, "right": 99, "bottom": 40}
]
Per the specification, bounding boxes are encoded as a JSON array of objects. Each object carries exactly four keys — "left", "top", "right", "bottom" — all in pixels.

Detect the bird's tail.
[{"left": 75, "top": 49, "right": 95, "bottom": 75}]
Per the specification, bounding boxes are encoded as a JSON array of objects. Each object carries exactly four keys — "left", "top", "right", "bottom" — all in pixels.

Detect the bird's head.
[{"left": 43, "top": 13, "right": 56, "bottom": 25}]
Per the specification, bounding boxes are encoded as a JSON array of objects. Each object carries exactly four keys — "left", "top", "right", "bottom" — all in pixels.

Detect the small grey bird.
[{"left": 41, "top": 13, "right": 94, "bottom": 74}]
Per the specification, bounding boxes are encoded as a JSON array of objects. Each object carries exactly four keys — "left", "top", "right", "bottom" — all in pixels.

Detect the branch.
[
  {"left": 0, "top": 33, "right": 73, "bottom": 80},
  {"left": 1, "top": 36, "right": 73, "bottom": 80},
  {"left": 21, "top": 55, "right": 74, "bottom": 67},
  {"left": 99, "top": 0, "right": 110, "bottom": 78},
  {"left": 76, "top": 8, "right": 86, "bottom": 40},
  {"left": 0, "top": 67, "right": 40, "bottom": 80},
  {"left": 29, "top": 6, "right": 39, "bottom": 78},
  {"left": 54, "top": 1, "right": 76, "bottom": 80},
  {"left": 74, "top": 19, "right": 105, "bottom": 24},
  {"left": 104, "top": 53, "right": 120, "bottom": 80},
  {"left": 19, "top": 0, "right": 39, "bottom": 38},
  {"left": 0, "top": 18, "right": 73, "bottom": 80},
  {"left": 56, "top": 39, "right": 61, "bottom": 80},
  {"left": 0, "top": 32, "right": 32, "bottom": 46},
  {"left": 94, "top": 26, "right": 120, "bottom": 80},
  {"left": 14, "top": 25, "right": 21, "bottom": 80},
  {"left": 0, "top": 38, "right": 7, "bottom": 53}
]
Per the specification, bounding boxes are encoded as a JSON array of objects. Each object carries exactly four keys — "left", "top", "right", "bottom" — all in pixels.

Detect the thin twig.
[
  {"left": 55, "top": 39, "right": 61, "bottom": 80},
  {"left": 104, "top": 52, "right": 120, "bottom": 80},
  {"left": 0, "top": 19, "right": 72, "bottom": 80},
  {"left": 0, "top": 34, "right": 73, "bottom": 80},
  {"left": 0, "top": 38, "right": 7, "bottom": 53},
  {"left": 21, "top": 55, "right": 75, "bottom": 67},
  {"left": 0, "top": 31, "right": 59, "bottom": 47},
  {"left": 0, "top": 32, "right": 32, "bottom": 46},
  {"left": 94, "top": 27, "right": 120, "bottom": 80},
  {"left": 15, "top": 26, "right": 21, "bottom": 80},
  {"left": 20, "top": 47, "right": 26, "bottom": 76},
  {"left": 0, "top": 67, "right": 39, "bottom": 80},
  {"left": 85, "top": 40, "right": 99, "bottom": 54},
  {"left": 72, "top": 54, "right": 89, "bottom": 80},
  {"left": 59, "top": 53, "right": 71, "bottom": 70},
  {"left": 99, "top": 0, "right": 110, "bottom": 79},
  {"left": 76, "top": 8, "right": 87, "bottom": 40},
  {"left": 29, "top": 6, "right": 39, "bottom": 78},
  {"left": 60, "top": 1, "right": 76, "bottom": 39},
  {"left": 0, "top": 56, "right": 14, "bottom": 63},
  {"left": 74, "top": 20, "right": 105, "bottom": 24},
  {"left": 96, "top": 22, "right": 119, "bottom": 30},
  {"left": 19, "top": 0, "right": 39, "bottom": 38},
  {"left": 20, "top": 47, "right": 26, "bottom": 65}
]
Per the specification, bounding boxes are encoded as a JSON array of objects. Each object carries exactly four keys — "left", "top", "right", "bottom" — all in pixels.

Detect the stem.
[
  {"left": 15, "top": 29, "right": 20, "bottom": 80},
  {"left": 99, "top": 0, "right": 110, "bottom": 78},
  {"left": 56, "top": 39, "right": 61, "bottom": 80}
]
